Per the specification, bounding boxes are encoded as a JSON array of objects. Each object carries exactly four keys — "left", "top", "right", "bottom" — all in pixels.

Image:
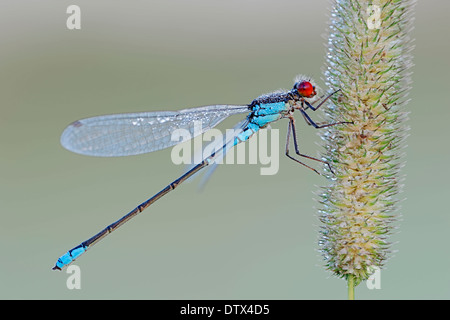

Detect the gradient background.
[{"left": 1, "top": 0, "right": 448, "bottom": 299}]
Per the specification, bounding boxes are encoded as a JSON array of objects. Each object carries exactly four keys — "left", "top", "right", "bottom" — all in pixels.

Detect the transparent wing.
[
  {"left": 185, "top": 118, "right": 248, "bottom": 173},
  {"left": 61, "top": 105, "right": 249, "bottom": 157},
  {"left": 197, "top": 119, "right": 249, "bottom": 188}
]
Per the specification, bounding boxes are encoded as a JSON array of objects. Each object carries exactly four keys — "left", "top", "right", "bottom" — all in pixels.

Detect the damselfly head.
[{"left": 294, "top": 81, "right": 316, "bottom": 98}]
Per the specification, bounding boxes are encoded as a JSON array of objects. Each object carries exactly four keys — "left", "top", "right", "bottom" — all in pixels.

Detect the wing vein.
[{"left": 61, "top": 105, "right": 249, "bottom": 157}]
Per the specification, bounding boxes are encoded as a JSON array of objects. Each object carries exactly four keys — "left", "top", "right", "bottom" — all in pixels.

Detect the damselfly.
[{"left": 52, "top": 76, "right": 350, "bottom": 270}]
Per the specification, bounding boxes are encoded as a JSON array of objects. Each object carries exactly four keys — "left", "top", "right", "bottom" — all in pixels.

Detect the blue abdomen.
[
  {"left": 234, "top": 101, "right": 287, "bottom": 145},
  {"left": 54, "top": 245, "right": 86, "bottom": 269}
]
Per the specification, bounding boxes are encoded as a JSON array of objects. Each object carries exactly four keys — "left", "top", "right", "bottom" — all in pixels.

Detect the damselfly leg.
[{"left": 285, "top": 89, "right": 353, "bottom": 175}]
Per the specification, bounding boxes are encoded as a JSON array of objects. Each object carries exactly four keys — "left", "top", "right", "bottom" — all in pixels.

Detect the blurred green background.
[{"left": 1, "top": 0, "right": 448, "bottom": 299}]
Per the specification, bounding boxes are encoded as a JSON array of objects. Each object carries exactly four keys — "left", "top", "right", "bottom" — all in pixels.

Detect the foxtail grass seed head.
[{"left": 317, "top": 0, "right": 415, "bottom": 286}]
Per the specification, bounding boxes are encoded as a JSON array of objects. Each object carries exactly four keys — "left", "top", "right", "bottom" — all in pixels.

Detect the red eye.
[{"left": 296, "top": 81, "right": 316, "bottom": 98}]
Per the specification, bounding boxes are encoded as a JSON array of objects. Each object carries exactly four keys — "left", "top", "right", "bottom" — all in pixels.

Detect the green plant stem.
[{"left": 348, "top": 275, "right": 355, "bottom": 300}]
